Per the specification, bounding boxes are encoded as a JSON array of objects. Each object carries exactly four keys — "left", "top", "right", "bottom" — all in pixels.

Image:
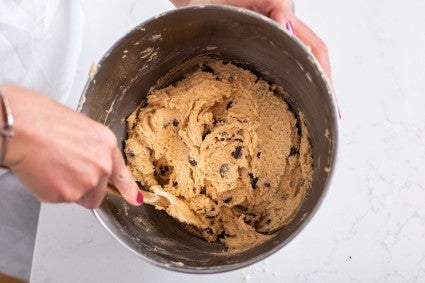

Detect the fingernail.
[
  {"left": 285, "top": 20, "right": 295, "bottom": 35},
  {"left": 136, "top": 191, "right": 143, "bottom": 204}
]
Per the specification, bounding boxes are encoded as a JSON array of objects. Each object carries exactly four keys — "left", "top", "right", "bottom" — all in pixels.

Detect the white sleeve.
[{"left": 0, "top": 0, "right": 85, "bottom": 103}]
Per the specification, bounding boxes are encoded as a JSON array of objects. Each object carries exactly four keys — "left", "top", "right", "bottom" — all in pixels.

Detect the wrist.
[
  {"left": 0, "top": 85, "right": 24, "bottom": 168},
  {"left": 0, "top": 86, "right": 15, "bottom": 168},
  {"left": 0, "top": 94, "right": 3, "bottom": 159}
]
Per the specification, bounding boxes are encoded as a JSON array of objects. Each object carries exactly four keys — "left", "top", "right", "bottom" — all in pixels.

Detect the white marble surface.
[{"left": 31, "top": 0, "right": 425, "bottom": 282}]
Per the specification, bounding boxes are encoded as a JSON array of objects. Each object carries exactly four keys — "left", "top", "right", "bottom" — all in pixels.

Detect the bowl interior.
[{"left": 80, "top": 5, "right": 337, "bottom": 273}]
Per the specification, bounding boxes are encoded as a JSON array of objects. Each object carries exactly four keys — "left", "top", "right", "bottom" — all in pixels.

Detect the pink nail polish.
[
  {"left": 136, "top": 191, "right": 143, "bottom": 204},
  {"left": 285, "top": 20, "right": 295, "bottom": 35}
]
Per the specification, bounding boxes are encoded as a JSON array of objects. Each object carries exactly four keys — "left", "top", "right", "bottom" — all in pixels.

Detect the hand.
[
  {"left": 171, "top": 0, "right": 332, "bottom": 84},
  {"left": 0, "top": 85, "right": 143, "bottom": 209}
]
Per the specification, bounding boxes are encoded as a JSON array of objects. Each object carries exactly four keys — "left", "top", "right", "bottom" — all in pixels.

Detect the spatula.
[{"left": 106, "top": 183, "right": 207, "bottom": 229}]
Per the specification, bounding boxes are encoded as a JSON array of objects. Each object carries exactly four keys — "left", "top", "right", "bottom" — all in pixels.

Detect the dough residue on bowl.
[{"left": 124, "top": 60, "right": 313, "bottom": 251}]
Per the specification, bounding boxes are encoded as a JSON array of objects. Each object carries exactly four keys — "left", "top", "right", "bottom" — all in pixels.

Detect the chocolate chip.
[
  {"left": 220, "top": 164, "right": 230, "bottom": 178},
  {"left": 264, "top": 182, "right": 271, "bottom": 188},
  {"left": 231, "top": 146, "right": 243, "bottom": 159},
  {"left": 226, "top": 101, "right": 233, "bottom": 110},
  {"left": 289, "top": 146, "right": 299, "bottom": 156},
  {"left": 188, "top": 156, "right": 197, "bottom": 166},
  {"left": 223, "top": 197, "right": 232, "bottom": 204},
  {"left": 201, "top": 65, "right": 214, "bottom": 74},
  {"left": 235, "top": 205, "right": 248, "bottom": 212},
  {"left": 218, "top": 231, "right": 226, "bottom": 239},
  {"left": 244, "top": 213, "right": 256, "bottom": 225},
  {"left": 257, "top": 152, "right": 261, "bottom": 158},
  {"left": 202, "top": 129, "right": 211, "bottom": 140},
  {"left": 172, "top": 181, "right": 178, "bottom": 187},
  {"left": 200, "top": 187, "right": 206, "bottom": 194},
  {"left": 252, "top": 177, "right": 259, "bottom": 189},
  {"left": 172, "top": 119, "right": 179, "bottom": 127},
  {"left": 159, "top": 165, "right": 169, "bottom": 176},
  {"left": 248, "top": 173, "right": 259, "bottom": 189}
]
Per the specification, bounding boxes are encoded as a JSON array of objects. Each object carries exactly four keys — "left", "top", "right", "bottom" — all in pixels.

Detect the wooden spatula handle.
[{"left": 106, "top": 183, "right": 170, "bottom": 207}]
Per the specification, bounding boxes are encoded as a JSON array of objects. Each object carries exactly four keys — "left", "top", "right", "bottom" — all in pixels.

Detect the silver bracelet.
[{"left": 0, "top": 90, "right": 15, "bottom": 167}]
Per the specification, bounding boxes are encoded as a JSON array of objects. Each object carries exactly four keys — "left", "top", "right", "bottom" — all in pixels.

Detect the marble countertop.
[{"left": 30, "top": 0, "right": 425, "bottom": 282}]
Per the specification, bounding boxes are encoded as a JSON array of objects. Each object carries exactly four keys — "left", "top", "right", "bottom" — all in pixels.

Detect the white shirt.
[{"left": 0, "top": 0, "right": 84, "bottom": 102}]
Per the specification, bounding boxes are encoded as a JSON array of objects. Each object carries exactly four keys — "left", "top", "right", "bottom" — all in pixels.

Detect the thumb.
[{"left": 110, "top": 147, "right": 143, "bottom": 206}]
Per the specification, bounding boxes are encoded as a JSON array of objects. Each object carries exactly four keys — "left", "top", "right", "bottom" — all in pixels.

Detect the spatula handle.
[{"left": 106, "top": 183, "right": 170, "bottom": 207}]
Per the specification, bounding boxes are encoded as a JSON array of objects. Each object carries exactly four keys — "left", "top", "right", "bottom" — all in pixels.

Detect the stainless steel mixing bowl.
[{"left": 79, "top": 5, "right": 338, "bottom": 273}]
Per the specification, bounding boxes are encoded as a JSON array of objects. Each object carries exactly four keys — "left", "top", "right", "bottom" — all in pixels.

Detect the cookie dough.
[{"left": 125, "top": 61, "right": 313, "bottom": 251}]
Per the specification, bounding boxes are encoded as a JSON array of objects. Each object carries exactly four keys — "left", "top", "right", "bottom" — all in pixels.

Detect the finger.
[
  {"left": 269, "top": 7, "right": 289, "bottom": 25},
  {"left": 110, "top": 147, "right": 142, "bottom": 206},
  {"left": 290, "top": 17, "right": 333, "bottom": 84},
  {"left": 77, "top": 177, "right": 108, "bottom": 209},
  {"left": 268, "top": 1, "right": 292, "bottom": 25}
]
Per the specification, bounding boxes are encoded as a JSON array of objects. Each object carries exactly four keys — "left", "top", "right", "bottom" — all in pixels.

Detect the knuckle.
[
  {"left": 101, "top": 162, "right": 113, "bottom": 176},
  {"left": 115, "top": 171, "right": 126, "bottom": 182},
  {"left": 102, "top": 126, "right": 118, "bottom": 148},
  {"left": 84, "top": 175, "right": 100, "bottom": 189},
  {"left": 46, "top": 190, "right": 63, "bottom": 203},
  {"left": 87, "top": 154, "right": 113, "bottom": 178},
  {"left": 91, "top": 123, "right": 117, "bottom": 149},
  {"left": 91, "top": 196, "right": 104, "bottom": 209},
  {"left": 82, "top": 201, "right": 98, "bottom": 209},
  {"left": 94, "top": 157, "right": 112, "bottom": 177},
  {"left": 58, "top": 188, "right": 81, "bottom": 203},
  {"left": 112, "top": 171, "right": 129, "bottom": 186},
  {"left": 81, "top": 189, "right": 105, "bottom": 209}
]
